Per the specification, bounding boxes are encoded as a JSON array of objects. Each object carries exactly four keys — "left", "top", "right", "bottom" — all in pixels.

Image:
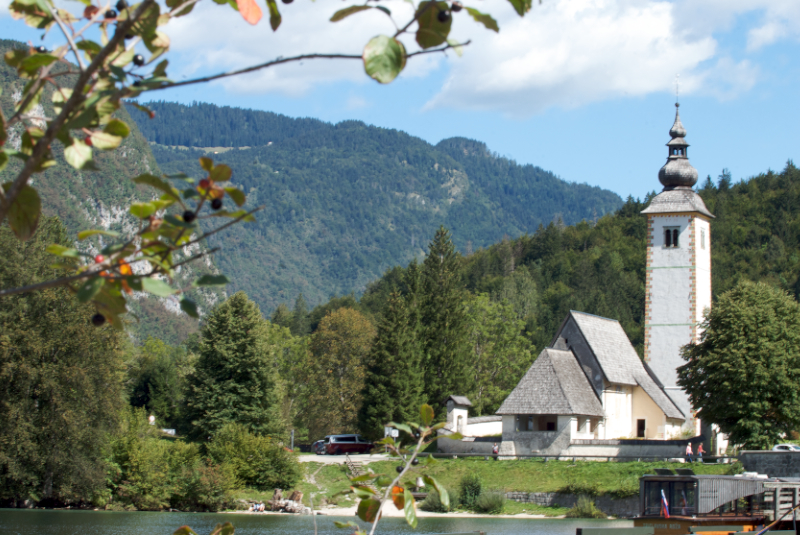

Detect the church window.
[
  {"left": 701, "top": 229, "right": 706, "bottom": 250},
  {"left": 665, "top": 227, "right": 680, "bottom": 248},
  {"left": 637, "top": 419, "right": 646, "bottom": 438}
]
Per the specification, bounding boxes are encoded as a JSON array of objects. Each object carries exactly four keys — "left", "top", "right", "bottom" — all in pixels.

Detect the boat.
[{"left": 579, "top": 469, "right": 800, "bottom": 535}]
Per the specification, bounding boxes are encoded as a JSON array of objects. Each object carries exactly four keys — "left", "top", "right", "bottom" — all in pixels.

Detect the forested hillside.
[
  {"left": 129, "top": 101, "right": 622, "bottom": 311},
  {"left": 0, "top": 40, "right": 221, "bottom": 343}
]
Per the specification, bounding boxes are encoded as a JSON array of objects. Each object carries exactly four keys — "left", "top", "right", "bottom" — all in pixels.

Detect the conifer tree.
[
  {"left": 270, "top": 303, "right": 294, "bottom": 330},
  {"left": 290, "top": 293, "right": 310, "bottom": 336},
  {"left": 358, "top": 290, "right": 425, "bottom": 439},
  {"left": 184, "top": 292, "right": 285, "bottom": 439},
  {"left": 420, "top": 226, "right": 473, "bottom": 411}
]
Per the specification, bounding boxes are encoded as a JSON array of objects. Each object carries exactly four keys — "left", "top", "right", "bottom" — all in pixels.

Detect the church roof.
[
  {"left": 567, "top": 312, "right": 684, "bottom": 419},
  {"left": 443, "top": 395, "right": 472, "bottom": 407},
  {"left": 641, "top": 188, "right": 714, "bottom": 218},
  {"left": 496, "top": 348, "right": 604, "bottom": 416}
]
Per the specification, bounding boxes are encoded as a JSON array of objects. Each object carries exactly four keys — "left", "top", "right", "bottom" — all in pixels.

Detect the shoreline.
[{"left": 222, "top": 506, "right": 571, "bottom": 520}]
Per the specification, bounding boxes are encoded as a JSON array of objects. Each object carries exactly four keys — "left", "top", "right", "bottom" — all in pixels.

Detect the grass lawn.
[{"left": 294, "top": 458, "right": 741, "bottom": 508}]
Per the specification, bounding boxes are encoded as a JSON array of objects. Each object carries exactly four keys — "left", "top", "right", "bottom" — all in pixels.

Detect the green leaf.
[
  {"left": 164, "top": 214, "right": 197, "bottom": 228},
  {"left": 76, "top": 276, "right": 104, "bottom": 303},
  {"left": 403, "top": 488, "right": 417, "bottom": 528},
  {"left": 193, "top": 274, "right": 230, "bottom": 287},
  {"left": 2, "top": 182, "right": 40, "bottom": 241},
  {"left": 356, "top": 498, "right": 381, "bottom": 523},
  {"left": 46, "top": 244, "right": 81, "bottom": 257},
  {"left": 330, "top": 5, "right": 371, "bottom": 21},
  {"left": 420, "top": 404, "right": 434, "bottom": 426},
  {"left": 173, "top": 527, "right": 199, "bottom": 535},
  {"left": 19, "top": 53, "right": 58, "bottom": 72},
  {"left": 351, "top": 485, "right": 376, "bottom": 499},
  {"left": 334, "top": 521, "right": 359, "bottom": 529},
  {"left": 224, "top": 187, "right": 246, "bottom": 207},
  {"left": 422, "top": 475, "right": 448, "bottom": 509},
  {"left": 375, "top": 5, "right": 391, "bottom": 16},
  {"left": 210, "top": 164, "right": 232, "bottom": 182},
  {"left": 506, "top": 0, "right": 532, "bottom": 16},
  {"left": 133, "top": 173, "right": 180, "bottom": 200},
  {"left": 266, "top": 0, "right": 281, "bottom": 30},
  {"left": 206, "top": 209, "right": 256, "bottom": 222},
  {"left": 465, "top": 7, "right": 498, "bottom": 31},
  {"left": 111, "top": 47, "right": 135, "bottom": 67},
  {"left": 89, "top": 131, "right": 122, "bottom": 150},
  {"left": 64, "top": 139, "right": 93, "bottom": 169},
  {"left": 130, "top": 202, "right": 158, "bottom": 219},
  {"left": 141, "top": 277, "right": 176, "bottom": 297},
  {"left": 180, "top": 298, "right": 199, "bottom": 318},
  {"left": 415, "top": 1, "right": 451, "bottom": 49},
  {"left": 363, "top": 35, "right": 407, "bottom": 84},
  {"left": 446, "top": 38, "right": 464, "bottom": 56},
  {"left": 0, "top": 151, "right": 7, "bottom": 173},
  {"left": 375, "top": 475, "right": 393, "bottom": 487},
  {"left": 209, "top": 524, "right": 234, "bottom": 535},
  {"left": 199, "top": 156, "right": 213, "bottom": 171},
  {"left": 388, "top": 422, "right": 413, "bottom": 435},
  {"left": 350, "top": 473, "right": 379, "bottom": 483},
  {"left": 104, "top": 118, "right": 130, "bottom": 137},
  {"left": 78, "top": 229, "right": 121, "bottom": 241}
]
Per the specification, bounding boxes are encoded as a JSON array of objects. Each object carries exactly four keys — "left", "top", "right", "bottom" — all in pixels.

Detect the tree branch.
[{"left": 48, "top": 3, "right": 86, "bottom": 71}]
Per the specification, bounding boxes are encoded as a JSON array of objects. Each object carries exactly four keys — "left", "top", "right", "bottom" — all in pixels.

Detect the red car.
[{"left": 321, "top": 434, "right": 373, "bottom": 455}]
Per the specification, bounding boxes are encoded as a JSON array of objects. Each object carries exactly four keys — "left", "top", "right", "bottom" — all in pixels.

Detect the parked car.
[
  {"left": 321, "top": 434, "right": 373, "bottom": 455},
  {"left": 312, "top": 439, "right": 326, "bottom": 455},
  {"left": 772, "top": 444, "right": 800, "bottom": 452}
]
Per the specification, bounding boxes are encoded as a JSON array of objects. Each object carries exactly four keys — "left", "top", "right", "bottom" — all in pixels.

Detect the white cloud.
[{"left": 346, "top": 95, "right": 371, "bottom": 110}]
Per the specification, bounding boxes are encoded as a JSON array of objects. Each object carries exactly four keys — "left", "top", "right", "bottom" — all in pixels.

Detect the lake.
[{"left": 0, "top": 510, "right": 633, "bottom": 535}]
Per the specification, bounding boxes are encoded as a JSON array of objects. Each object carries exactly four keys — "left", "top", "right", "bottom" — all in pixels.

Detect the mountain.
[
  {"left": 128, "top": 101, "right": 623, "bottom": 311},
  {"left": 0, "top": 40, "right": 221, "bottom": 344}
]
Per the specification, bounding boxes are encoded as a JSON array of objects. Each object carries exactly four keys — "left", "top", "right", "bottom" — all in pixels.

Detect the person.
[
  {"left": 492, "top": 443, "right": 499, "bottom": 455},
  {"left": 686, "top": 443, "right": 693, "bottom": 463},
  {"left": 697, "top": 443, "right": 704, "bottom": 461}
]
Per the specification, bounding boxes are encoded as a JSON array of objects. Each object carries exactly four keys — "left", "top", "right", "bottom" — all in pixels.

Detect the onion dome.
[{"left": 658, "top": 103, "right": 698, "bottom": 189}]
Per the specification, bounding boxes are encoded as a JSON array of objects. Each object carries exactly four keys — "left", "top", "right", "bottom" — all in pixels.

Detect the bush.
[
  {"left": 473, "top": 490, "right": 505, "bottom": 514},
  {"left": 206, "top": 423, "right": 301, "bottom": 490},
  {"left": 459, "top": 473, "right": 482, "bottom": 509},
  {"left": 173, "top": 462, "right": 236, "bottom": 511},
  {"left": 565, "top": 496, "right": 606, "bottom": 519},
  {"left": 420, "top": 486, "right": 459, "bottom": 513}
]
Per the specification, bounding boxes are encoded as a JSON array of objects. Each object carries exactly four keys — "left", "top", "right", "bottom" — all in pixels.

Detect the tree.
[
  {"left": 270, "top": 303, "right": 294, "bottom": 330},
  {"left": 0, "top": 218, "right": 124, "bottom": 504},
  {"left": 304, "top": 308, "right": 376, "bottom": 439},
  {"left": 183, "top": 292, "right": 286, "bottom": 439},
  {"left": 677, "top": 281, "right": 800, "bottom": 449},
  {"left": 420, "top": 226, "right": 473, "bottom": 409},
  {"left": 358, "top": 290, "right": 426, "bottom": 439},
  {"left": 0, "top": 0, "right": 533, "bottom": 319},
  {"left": 290, "top": 293, "right": 310, "bottom": 336}
]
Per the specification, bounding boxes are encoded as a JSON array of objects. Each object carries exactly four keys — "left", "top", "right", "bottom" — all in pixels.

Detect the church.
[{"left": 441, "top": 105, "right": 727, "bottom": 457}]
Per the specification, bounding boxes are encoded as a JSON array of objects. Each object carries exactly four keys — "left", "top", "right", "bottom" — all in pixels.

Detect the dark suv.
[{"left": 321, "top": 434, "right": 373, "bottom": 455}]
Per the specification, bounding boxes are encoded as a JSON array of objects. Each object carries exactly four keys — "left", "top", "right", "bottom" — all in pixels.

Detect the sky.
[{"left": 2, "top": 0, "right": 800, "bottom": 200}]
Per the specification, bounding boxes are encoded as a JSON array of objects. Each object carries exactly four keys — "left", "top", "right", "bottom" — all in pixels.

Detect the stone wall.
[
  {"left": 437, "top": 436, "right": 496, "bottom": 454},
  {"left": 740, "top": 451, "right": 800, "bottom": 477},
  {"left": 504, "top": 491, "right": 640, "bottom": 518}
]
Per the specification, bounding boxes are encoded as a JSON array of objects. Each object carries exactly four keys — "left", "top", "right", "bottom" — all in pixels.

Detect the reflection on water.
[{"left": 0, "top": 510, "right": 632, "bottom": 535}]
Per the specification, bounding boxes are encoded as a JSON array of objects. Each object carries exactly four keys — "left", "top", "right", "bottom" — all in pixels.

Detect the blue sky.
[{"left": 2, "top": 0, "right": 799, "bottom": 201}]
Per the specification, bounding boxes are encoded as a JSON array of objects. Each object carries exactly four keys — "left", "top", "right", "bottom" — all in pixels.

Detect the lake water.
[{"left": 0, "top": 510, "right": 633, "bottom": 535}]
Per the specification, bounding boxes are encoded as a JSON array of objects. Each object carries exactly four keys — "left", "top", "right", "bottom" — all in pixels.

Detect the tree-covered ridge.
[{"left": 128, "top": 100, "right": 622, "bottom": 312}]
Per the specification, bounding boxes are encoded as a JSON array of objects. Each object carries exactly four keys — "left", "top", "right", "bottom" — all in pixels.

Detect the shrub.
[
  {"left": 473, "top": 490, "right": 505, "bottom": 514},
  {"left": 459, "top": 473, "right": 482, "bottom": 508},
  {"left": 565, "top": 496, "right": 606, "bottom": 519},
  {"left": 420, "top": 486, "right": 459, "bottom": 513},
  {"left": 173, "top": 462, "right": 237, "bottom": 512},
  {"left": 206, "top": 423, "right": 301, "bottom": 490}
]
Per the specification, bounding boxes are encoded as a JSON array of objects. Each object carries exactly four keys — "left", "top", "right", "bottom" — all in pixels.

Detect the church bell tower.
[{"left": 641, "top": 104, "right": 714, "bottom": 428}]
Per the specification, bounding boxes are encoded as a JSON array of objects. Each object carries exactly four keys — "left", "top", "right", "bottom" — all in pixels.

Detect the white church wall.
[
  {"left": 631, "top": 386, "right": 667, "bottom": 439},
  {"left": 693, "top": 217, "right": 712, "bottom": 330},
  {"left": 603, "top": 384, "right": 632, "bottom": 439},
  {"left": 465, "top": 420, "right": 503, "bottom": 436}
]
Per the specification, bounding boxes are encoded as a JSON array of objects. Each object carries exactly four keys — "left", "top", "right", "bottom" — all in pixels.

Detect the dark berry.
[
  {"left": 437, "top": 9, "right": 450, "bottom": 22},
  {"left": 91, "top": 313, "right": 106, "bottom": 327},
  {"left": 35, "top": 45, "right": 47, "bottom": 53},
  {"left": 411, "top": 458, "right": 419, "bottom": 465},
  {"left": 125, "top": 34, "right": 134, "bottom": 40},
  {"left": 211, "top": 198, "right": 223, "bottom": 211},
  {"left": 451, "top": 2, "right": 461, "bottom": 11},
  {"left": 281, "top": 0, "right": 293, "bottom": 3},
  {"left": 132, "top": 54, "right": 145, "bottom": 67},
  {"left": 395, "top": 465, "right": 403, "bottom": 474},
  {"left": 116, "top": 0, "right": 128, "bottom": 11},
  {"left": 183, "top": 210, "right": 197, "bottom": 223},
  {"left": 132, "top": 81, "right": 142, "bottom": 87},
  {"left": 104, "top": 9, "right": 117, "bottom": 18}
]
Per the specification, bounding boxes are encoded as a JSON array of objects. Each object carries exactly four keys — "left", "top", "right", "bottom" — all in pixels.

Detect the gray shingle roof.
[
  {"left": 444, "top": 395, "right": 472, "bottom": 407},
  {"left": 569, "top": 312, "right": 684, "bottom": 419},
  {"left": 496, "top": 348, "right": 604, "bottom": 416},
  {"left": 641, "top": 188, "right": 714, "bottom": 218}
]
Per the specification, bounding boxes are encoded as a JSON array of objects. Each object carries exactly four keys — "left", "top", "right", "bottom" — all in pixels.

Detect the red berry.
[
  {"left": 95, "top": 254, "right": 105, "bottom": 263},
  {"left": 199, "top": 179, "right": 211, "bottom": 190},
  {"left": 91, "top": 313, "right": 106, "bottom": 327}
]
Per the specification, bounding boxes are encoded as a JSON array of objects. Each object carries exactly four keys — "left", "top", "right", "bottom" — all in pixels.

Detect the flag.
[{"left": 661, "top": 489, "right": 670, "bottom": 518}]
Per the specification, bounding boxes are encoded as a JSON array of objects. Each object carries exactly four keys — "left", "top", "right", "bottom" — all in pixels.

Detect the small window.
[
  {"left": 546, "top": 422, "right": 556, "bottom": 431},
  {"left": 637, "top": 419, "right": 646, "bottom": 438},
  {"left": 701, "top": 229, "right": 706, "bottom": 250},
  {"left": 665, "top": 227, "right": 680, "bottom": 248}
]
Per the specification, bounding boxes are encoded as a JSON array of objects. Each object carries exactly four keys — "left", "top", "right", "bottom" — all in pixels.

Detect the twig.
[
  {"left": 0, "top": 268, "right": 107, "bottom": 298},
  {"left": 48, "top": 3, "right": 86, "bottom": 71},
  {"left": 177, "top": 205, "right": 265, "bottom": 250}
]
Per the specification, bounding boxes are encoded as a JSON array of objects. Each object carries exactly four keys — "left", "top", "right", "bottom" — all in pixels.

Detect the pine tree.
[
  {"left": 290, "top": 293, "right": 310, "bottom": 336},
  {"left": 270, "top": 303, "right": 294, "bottom": 330},
  {"left": 358, "top": 289, "right": 425, "bottom": 439},
  {"left": 420, "top": 226, "right": 473, "bottom": 412},
  {"left": 184, "top": 292, "right": 285, "bottom": 439}
]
